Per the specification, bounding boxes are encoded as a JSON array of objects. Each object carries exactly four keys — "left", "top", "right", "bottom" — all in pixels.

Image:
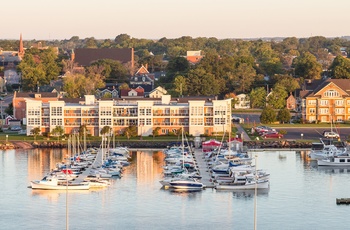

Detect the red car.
[{"left": 262, "top": 132, "right": 283, "bottom": 139}]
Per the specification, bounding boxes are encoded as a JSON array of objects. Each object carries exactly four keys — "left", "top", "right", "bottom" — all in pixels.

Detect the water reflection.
[
  {"left": 216, "top": 188, "right": 270, "bottom": 199},
  {"left": 31, "top": 189, "right": 92, "bottom": 202}
]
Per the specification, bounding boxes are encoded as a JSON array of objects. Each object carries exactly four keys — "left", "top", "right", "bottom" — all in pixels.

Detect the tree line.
[{"left": 2, "top": 35, "right": 350, "bottom": 110}]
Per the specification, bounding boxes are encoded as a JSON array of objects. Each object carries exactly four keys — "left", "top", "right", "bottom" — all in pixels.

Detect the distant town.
[{"left": 1, "top": 34, "right": 350, "bottom": 137}]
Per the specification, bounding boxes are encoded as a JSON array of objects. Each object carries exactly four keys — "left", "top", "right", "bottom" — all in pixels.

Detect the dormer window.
[{"left": 324, "top": 90, "right": 339, "bottom": 97}]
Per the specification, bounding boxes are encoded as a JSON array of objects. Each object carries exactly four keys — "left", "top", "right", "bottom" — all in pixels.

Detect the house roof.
[
  {"left": 304, "top": 79, "right": 350, "bottom": 98},
  {"left": 15, "top": 92, "right": 58, "bottom": 98},
  {"left": 120, "top": 87, "right": 144, "bottom": 97},
  {"left": 74, "top": 48, "right": 133, "bottom": 66},
  {"left": 134, "top": 65, "right": 149, "bottom": 75}
]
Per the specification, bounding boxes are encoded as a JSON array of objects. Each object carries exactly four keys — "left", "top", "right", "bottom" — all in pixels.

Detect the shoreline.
[{"left": 7, "top": 139, "right": 316, "bottom": 150}]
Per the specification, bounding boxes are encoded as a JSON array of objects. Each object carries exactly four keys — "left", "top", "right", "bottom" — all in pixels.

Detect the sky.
[{"left": 2, "top": 0, "right": 350, "bottom": 40}]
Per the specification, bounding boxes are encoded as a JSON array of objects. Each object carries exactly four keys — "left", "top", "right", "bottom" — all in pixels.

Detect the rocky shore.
[{"left": 8, "top": 140, "right": 314, "bottom": 150}]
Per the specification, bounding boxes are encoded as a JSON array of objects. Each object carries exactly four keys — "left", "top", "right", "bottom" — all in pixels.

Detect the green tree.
[
  {"left": 329, "top": 55, "right": 350, "bottom": 79},
  {"left": 100, "top": 126, "right": 112, "bottom": 136},
  {"left": 63, "top": 73, "right": 105, "bottom": 98},
  {"left": 186, "top": 68, "right": 220, "bottom": 96},
  {"left": 267, "top": 84, "right": 288, "bottom": 109},
  {"left": 230, "top": 63, "right": 256, "bottom": 93},
  {"left": 152, "top": 127, "right": 161, "bottom": 139},
  {"left": 30, "top": 127, "right": 41, "bottom": 142},
  {"left": 102, "top": 92, "right": 112, "bottom": 98},
  {"left": 260, "top": 106, "right": 276, "bottom": 124},
  {"left": 90, "top": 59, "right": 129, "bottom": 83},
  {"left": 84, "top": 37, "right": 97, "bottom": 48},
  {"left": 249, "top": 87, "right": 267, "bottom": 109},
  {"left": 123, "top": 125, "right": 137, "bottom": 140},
  {"left": 277, "top": 108, "right": 291, "bottom": 124},
  {"left": 173, "top": 75, "right": 188, "bottom": 96},
  {"left": 164, "top": 57, "right": 190, "bottom": 83},
  {"left": 17, "top": 48, "right": 60, "bottom": 91},
  {"left": 51, "top": 126, "right": 64, "bottom": 141},
  {"left": 5, "top": 102, "right": 13, "bottom": 116},
  {"left": 293, "top": 52, "right": 322, "bottom": 79},
  {"left": 271, "top": 75, "right": 300, "bottom": 93}
]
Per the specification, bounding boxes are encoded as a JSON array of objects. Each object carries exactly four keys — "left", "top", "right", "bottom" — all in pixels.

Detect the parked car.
[
  {"left": 262, "top": 132, "right": 283, "bottom": 139},
  {"left": 256, "top": 126, "right": 276, "bottom": 135},
  {"left": 323, "top": 131, "right": 340, "bottom": 139},
  {"left": 10, "top": 126, "right": 22, "bottom": 131},
  {"left": 231, "top": 116, "right": 244, "bottom": 124}
]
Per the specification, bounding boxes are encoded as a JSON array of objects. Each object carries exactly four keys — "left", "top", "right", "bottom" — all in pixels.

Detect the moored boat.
[
  {"left": 317, "top": 155, "right": 350, "bottom": 166},
  {"left": 31, "top": 177, "right": 90, "bottom": 190}
]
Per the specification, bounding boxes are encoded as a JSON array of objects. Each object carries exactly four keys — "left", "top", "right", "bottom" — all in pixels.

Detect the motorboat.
[
  {"left": 215, "top": 176, "right": 269, "bottom": 190},
  {"left": 31, "top": 177, "right": 90, "bottom": 190},
  {"left": 308, "top": 139, "right": 347, "bottom": 160},
  {"left": 317, "top": 155, "right": 350, "bottom": 166},
  {"left": 169, "top": 177, "right": 204, "bottom": 191}
]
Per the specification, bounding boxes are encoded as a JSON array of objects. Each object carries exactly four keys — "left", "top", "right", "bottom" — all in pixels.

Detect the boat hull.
[
  {"left": 31, "top": 181, "right": 90, "bottom": 190},
  {"left": 215, "top": 180, "right": 269, "bottom": 190}
]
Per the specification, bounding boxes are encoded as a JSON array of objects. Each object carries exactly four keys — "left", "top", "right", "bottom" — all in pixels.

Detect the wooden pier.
[{"left": 193, "top": 149, "right": 214, "bottom": 188}]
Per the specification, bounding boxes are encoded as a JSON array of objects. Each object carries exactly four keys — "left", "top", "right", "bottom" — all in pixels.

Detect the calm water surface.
[{"left": 1, "top": 148, "right": 350, "bottom": 230}]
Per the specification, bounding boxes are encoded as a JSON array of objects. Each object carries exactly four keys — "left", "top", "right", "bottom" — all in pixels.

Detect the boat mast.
[{"left": 254, "top": 155, "right": 258, "bottom": 230}]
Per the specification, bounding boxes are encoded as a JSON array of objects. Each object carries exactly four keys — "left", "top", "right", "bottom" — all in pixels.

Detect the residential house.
[
  {"left": 286, "top": 93, "right": 297, "bottom": 110},
  {"left": 130, "top": 65, "right": 155, "bottom": 96},
  {"left": 149, "top": 86, "right": 167, "bottom": 98},
  {"left": 186, "top": 51, "right": 203, "bottom": 64},
  {"left": 120, "top": 87, "right": 144, "bottom": 98},
  {"left": 234, "top": 94, "right": 250, "bottom": 109},
  {"left": 95, "top": 86, "right": 119, "bottom": 99},
  {"left": 300, "top": 79, "right": 350, "bottom": 123}
]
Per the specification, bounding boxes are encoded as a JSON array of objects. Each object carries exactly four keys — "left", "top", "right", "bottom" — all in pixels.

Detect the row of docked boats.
[
  {"left": 205, "top": 140, "right": 270, "bottom": 190},
  {"left": 308, "top": 138, "right": 350, "bottom": 166},
  {"left": 30, "top": 146, "right": 131, "bottom": 190},
  {"left": 159, "top": 131, "right": 205, "bottom": 191}
]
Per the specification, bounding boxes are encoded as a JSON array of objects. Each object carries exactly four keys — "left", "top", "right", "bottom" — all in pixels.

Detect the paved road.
[{"left": 281, "top": 127, "right": 350, "bottom": 140}]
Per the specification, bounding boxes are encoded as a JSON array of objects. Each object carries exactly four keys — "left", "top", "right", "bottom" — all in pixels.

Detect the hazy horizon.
[{"left": 3, "top": 0, "right": 350, "bottom": 40}]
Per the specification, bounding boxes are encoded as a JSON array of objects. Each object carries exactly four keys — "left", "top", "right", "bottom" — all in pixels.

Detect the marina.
[{"left": 2, "top": 148, "right": 350, "bottom": 229}]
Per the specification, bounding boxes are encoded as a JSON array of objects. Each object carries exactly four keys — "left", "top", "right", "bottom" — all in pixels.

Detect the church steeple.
[{"left": 18, "top": 33, "right": 24, "bottom": 58}]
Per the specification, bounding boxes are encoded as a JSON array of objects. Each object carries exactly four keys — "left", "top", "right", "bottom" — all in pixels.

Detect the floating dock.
[{"left": 193, "top": 149, "right": 214, "bottom": 188}]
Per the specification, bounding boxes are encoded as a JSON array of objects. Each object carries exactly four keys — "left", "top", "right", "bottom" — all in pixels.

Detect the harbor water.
[{"left": 1, "top": 148, "right": 350, "bottom": 230}]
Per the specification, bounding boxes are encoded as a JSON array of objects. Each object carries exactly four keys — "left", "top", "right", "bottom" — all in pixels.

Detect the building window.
[
  {"left": 139, "top": 108, "right": 145, "bottom": 116},
  {"left": 324, "top": 90, "right": 339, "bottom": 97},
  {"left": 309, "top": 116, "right": 316, "bottom": 122},
  {"left": 146, "top": 118, "right": 151, "bottom": 125},
  {"left": 101, "top": 118, "right": 111, "bottom": 126},
  {"left": 335, "top": 100, "right": 344, "bottom": 106},
  {"left": 308, "top": 100, "right": 316, "bottom": 105},
  {"left": 28, "top": 118, "right": 40, "bottom": 126},
  {"left": 100, "top": 107, "right": 112, "bottom": 116},
  {"left": 320, "top": 100, "right": 328, "bottom": 106},
  {"left": 309, "top": 108, "right": 315, "bottom": 114},
  {"left": 320, "top": 108, "right": 329, "bottom": 114},
  {"left": 139, "top": 118, "right": 145, "bottom": 125},
  {"left": 191, "top": 118, "right": 203, "bottom": 126},
  {"left": 51, "top": 107, "right": 62, "bottom": 116},
  {"left": 335, "top": 108, "right": 344, "bottom": 114},
  {"left": 28, "top": 107, "right": 40, "bottom": 116}
]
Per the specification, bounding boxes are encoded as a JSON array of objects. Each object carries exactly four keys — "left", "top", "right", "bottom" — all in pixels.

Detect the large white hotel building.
[{"left": 24, "top": 95, "right": 232, "bottom": 137}]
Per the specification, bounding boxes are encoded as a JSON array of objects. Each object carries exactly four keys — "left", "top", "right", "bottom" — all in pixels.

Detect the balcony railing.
[{"left": 153, "top": 122, "right": 189, "bottom": 126}]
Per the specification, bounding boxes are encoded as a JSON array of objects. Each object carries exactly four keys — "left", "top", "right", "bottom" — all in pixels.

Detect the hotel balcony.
[
  {"left": 153, "top": 122, "right": 189, "bottom": 126},
  {"left": 65, "top": 122, "right": 81, "bottom": 126}
]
